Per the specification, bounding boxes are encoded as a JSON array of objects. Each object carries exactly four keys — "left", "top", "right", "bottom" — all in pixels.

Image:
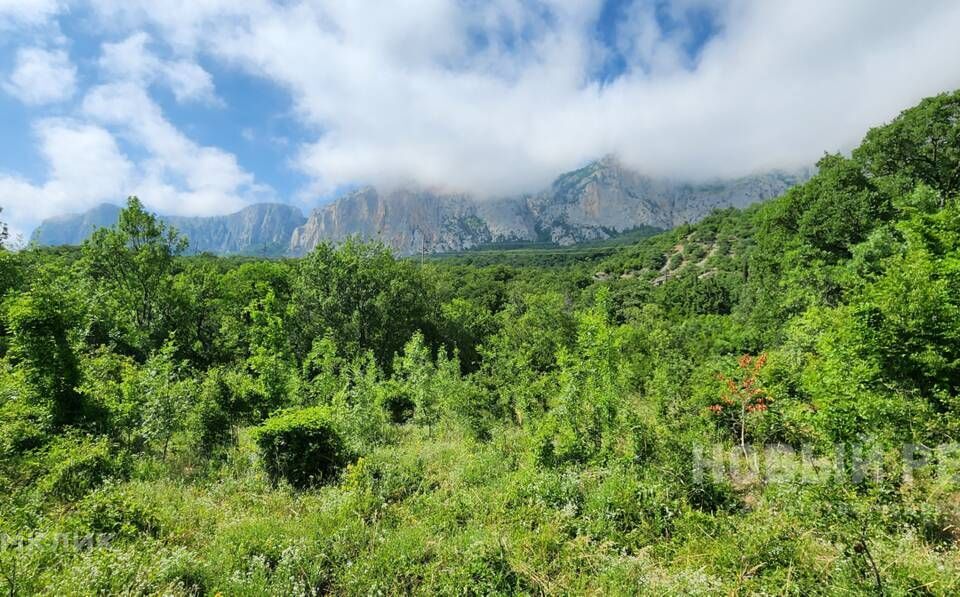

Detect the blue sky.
[{"left": 2, "top": 0, "right": 960, "bottom": 239}]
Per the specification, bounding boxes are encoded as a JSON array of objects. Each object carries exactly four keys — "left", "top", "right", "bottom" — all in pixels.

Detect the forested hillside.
[{"left": 1, "top": 91, "right": 959, "bottom": 594}]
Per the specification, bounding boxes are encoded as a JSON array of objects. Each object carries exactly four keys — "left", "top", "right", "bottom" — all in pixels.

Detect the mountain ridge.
[{"left": 31, "top": 158, "right": 807, "bottom": 256}]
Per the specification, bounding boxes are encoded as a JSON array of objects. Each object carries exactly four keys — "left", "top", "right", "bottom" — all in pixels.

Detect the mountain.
[
  {"left": 31, "top": 203, "right": 123, "bottom": 247},
  {"left": 31, "top": 203, "right": 305, "bottom": 256},
  {"left": 290, "top": 157, "right": 806, "bottom": 255},
  {"left": 31, "top": 158, "right": 806, "bottom": 256},
  {"left": 287, "top": 189, "right": 537, "bottom": 256},
  {"left": 165, "top": 204, "right": 306, "bottom": 255}
]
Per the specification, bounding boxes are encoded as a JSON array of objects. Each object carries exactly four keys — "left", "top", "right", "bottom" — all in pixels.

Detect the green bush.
[
  {"left": 188, "top": 369, "right": 235, "bottom": 451},
  {"left": 0, "top": 395, "right": 50, "bottom": 458},
  {"left": 254, "top": 406, "right": 351, "bottom": 489},
  {"left": 380, "top": 382, "right": 415, "bottom": 424},
  {"left": 39, "top": 432, "right": 120, "bottom": 500},
  {"left": 68, "top": 484, "right": 161, "bottom": 541}
]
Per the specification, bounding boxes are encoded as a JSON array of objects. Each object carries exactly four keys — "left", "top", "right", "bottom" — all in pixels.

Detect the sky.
[{"left": 2, "top": 0, "right": 960, "bottom": 239}]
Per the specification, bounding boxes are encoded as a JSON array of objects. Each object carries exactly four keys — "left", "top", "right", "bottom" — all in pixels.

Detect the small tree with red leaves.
[{"left": 708, "top": 353, "right": 770, "bottom": 456}]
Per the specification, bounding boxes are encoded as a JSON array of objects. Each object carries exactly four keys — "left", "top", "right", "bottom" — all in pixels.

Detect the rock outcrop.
[
  {"left": 289, "top": 157, "right": 805, "bottom": 255},
  {"left": 32, "top": 157, "right": 806, "bottom": 256},
  {"left": 31, "top": 203, "right": 305, "bottom": 256}
]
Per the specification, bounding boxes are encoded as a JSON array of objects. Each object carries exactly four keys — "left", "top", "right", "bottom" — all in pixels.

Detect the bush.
[
  {"left": 39, "top": 432, "right": 120, "bottom": 500},
  {"left": 68, "top": 484, "right": 161, "bottom": 541},
  {"left": 254, "top": 407, "right": 351, "bottom": 489},
  {"left": 188, "top": 369, "right": 235, "bottom": 451},
  {"left": 381, "top": 384, "right": 415, "bottom": 424},
  {"left": 0, "top": 395, "right": 50, "bottom": 458}
]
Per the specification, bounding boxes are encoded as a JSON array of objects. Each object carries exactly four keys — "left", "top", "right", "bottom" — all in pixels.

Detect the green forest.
[{"left": 1, "top": 91, "right": 960, "bottom": 595}]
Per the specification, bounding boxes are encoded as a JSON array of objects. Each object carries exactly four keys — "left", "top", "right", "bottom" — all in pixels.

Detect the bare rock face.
[
  {"left": 289, "top": 157, "right": 806, "bottom": 255},
  {"left": 31, "top": 203, "right": 123, "bottom": 247},
  {"left": 32, "top": 157, "right": 806, "bottom": 256},
  {"left": 526, "top": 156, "right": 676, "bottom": 245},
  {"left": 167, "top": 203, "right": 306, "bottom": 255},
  {"left": 31, "top": 203, "right": 305, "bottom": 256},
  {"left": 288, "top": 189, "right": 539, "bottom": 256},
  {"left": 523, "top": 156, "right": 806, "bottom": 246}
]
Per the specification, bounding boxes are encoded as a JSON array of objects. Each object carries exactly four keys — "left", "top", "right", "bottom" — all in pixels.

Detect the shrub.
[
  {"left": 39, "top": 432, "right": 120, "bottom": 500},
  {"left": 254, "top": 407, "right": 351, "bottom": 489},
  {"left": 68, "top": 484, "right": 161, "bottom": 541},
  {"left": 187, "top": 368, "right": 235, "bottom": 451},
  {"left": 580, "top": 468, "right": 680, "bottom": 547},
  {"left": 380, "top": 383, "right": 415, "bottom": 424},
  {"left": 5, "top": 287, "right": 83, "bottom": 427},
  {"left": 0, "top": 395, "right": 50, "bottom": 458}
]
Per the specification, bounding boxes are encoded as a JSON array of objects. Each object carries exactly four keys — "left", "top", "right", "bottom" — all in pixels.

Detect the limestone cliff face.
[
  {"left": 32, "top": 158, "right": 806, "bottom": 256},
  {"left": 167, "top": 203, "right": 306, "bottom": 255},
  {"left": 30, "top": 203, "right": 122, "bottom": 247},
  {"left": 526, "top": 156, "right": 676, "bottom": 245},
  {"left": 31, "top": 202, "right": 305, "bottom": 256},
  {"left": 288, "top": 157, "right": 805, "bottom": 255},
  {"left": 288, "top": 189, "right": 537, "bottom": 256},
  {"left": 523, "top": 156, "right": 806, "bottom": 246}
]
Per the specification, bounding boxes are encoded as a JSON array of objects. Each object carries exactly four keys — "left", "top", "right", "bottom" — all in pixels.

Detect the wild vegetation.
[{"left": 1, "top": 91, "right": 959, "bottom": 595}]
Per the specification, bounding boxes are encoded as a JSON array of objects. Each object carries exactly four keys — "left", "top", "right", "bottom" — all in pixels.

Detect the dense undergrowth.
[{"left": 1, "top": 92, "right": 960, "bottom": 595}]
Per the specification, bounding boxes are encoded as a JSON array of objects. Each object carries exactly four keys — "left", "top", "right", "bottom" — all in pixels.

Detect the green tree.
[
  {"left": 439, "top": 297, "right": 496, "bottom": 372},
  {"left": 169, "top": 260, "right": 225, "bottom": 367},
  {"left": 5, "top": 283, "right": 82, "bottom": 427},
  {"left": 218, "top": 260, "right": 294, "bottom": 360},
  {"left": 289, "top": 239, "right": 434, "bottom": 368},
  {"left": 777, "top": 154, "right": 892, "bottom": 257},
  {"left": 855, "top": 200, "right": 960, "bottom": 403},
  {"left": 82, "top": 197, "right": 187, "bottom": 353},
  {"left": 855, "top": 90, "right": 960, "bottom": 199}
]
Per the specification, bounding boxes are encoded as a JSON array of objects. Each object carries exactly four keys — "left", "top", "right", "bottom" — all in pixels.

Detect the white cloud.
[
  {"left": 97, "top": 32, "right": 156, "bottom": 80},
  {"left": 36, "top": 118, "right": 134, "bottom": 201},
  {"left": 0, "top": 119, "right": 132, "bottom": 233},
  {"left": 162, "top": 59, "right": 217, "bottom": 104},
  {"left": 0, "top": 0, "right": 62, "bottom": 28},
  {"left": 82, "top": 82, "right": 266, "bottom": 216},
  {"left": 99, "top": 31, "right": 219, "bottom": 104},
  {"left": 3, "top": 46, "right": 76, "bottom": 105},
  {"left": 6, "top": 0, "right": 960, "bottom": 237},
  {"left": 0, "top": 88, "right": 266, "bottom": 234},
  {"left": 80, "top": 0, "right": 960, "bottom": 201}
]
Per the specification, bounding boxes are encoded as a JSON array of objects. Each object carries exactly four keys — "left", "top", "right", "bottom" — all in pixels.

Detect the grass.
[{"left": 6, "top": 422, "right": 959, "bottom": 595}]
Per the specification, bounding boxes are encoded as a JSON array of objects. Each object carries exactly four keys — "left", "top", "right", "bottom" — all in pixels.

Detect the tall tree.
[
  {"left": 855, "top": 90, "right": 960, "bottom": 200},
  {"left": 82, "top": 197, "right": 187, "bottom": 353},
  {"left": 290, "top": 239, "right": 434, "bottom": 369},
  {"left": 5, "top": 283, "right": 82, "bottom": 427}
]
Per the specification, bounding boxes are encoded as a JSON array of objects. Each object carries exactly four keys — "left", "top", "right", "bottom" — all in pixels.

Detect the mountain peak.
[{"left": 32, "top": 160, "right": 806, "bottom": 256}]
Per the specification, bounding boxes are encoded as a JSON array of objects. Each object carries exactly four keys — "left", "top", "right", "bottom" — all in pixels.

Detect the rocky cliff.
[
  {"left": 32, "top": 157, "right": 806, "bottom": 256},
  {"left": 31, "top": 203, "right": 305, "bottom": 256},
  {"left": 31, "top": 203, "right": 123, "bottom": 247},
  {"left": 166, "top": 203, "right": 305, "bottom": 255},
  {"left": 289, "top": 157, "right": 805, "bottom": 255}
]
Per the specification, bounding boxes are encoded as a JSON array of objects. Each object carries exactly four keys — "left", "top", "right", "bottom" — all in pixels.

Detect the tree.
[
  {"left": 439, "top": 297, "right": 496, "bottom": 372},
  {"left": 854, "top": 90, "right": 960, "bottom": 200},
  {"left": 218, "top": 260, "right": 294, "bottom": 360},
  {"left": 708, "top": 354, "right": 770, "bottom": 457},
  {"left": 855, "top": 200, "right": 960, "bottom": 403},
  {"left": 289, "top": 239, "right": 434, "bottom": 369},
  {"left": 136, "top": 342, "right": 195, "bottom": 458},
  {"left": 82, "top": 197, "right": 187, "bottom": 353},
  {"left": 5, "top": 284, "right": 82, "bottom": 427},
  {"left": 169, "top": 260, "right": 226, "bottom": 367},
  {"left": 777, "top": 154, "right": 892, "bottom": 257}
]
